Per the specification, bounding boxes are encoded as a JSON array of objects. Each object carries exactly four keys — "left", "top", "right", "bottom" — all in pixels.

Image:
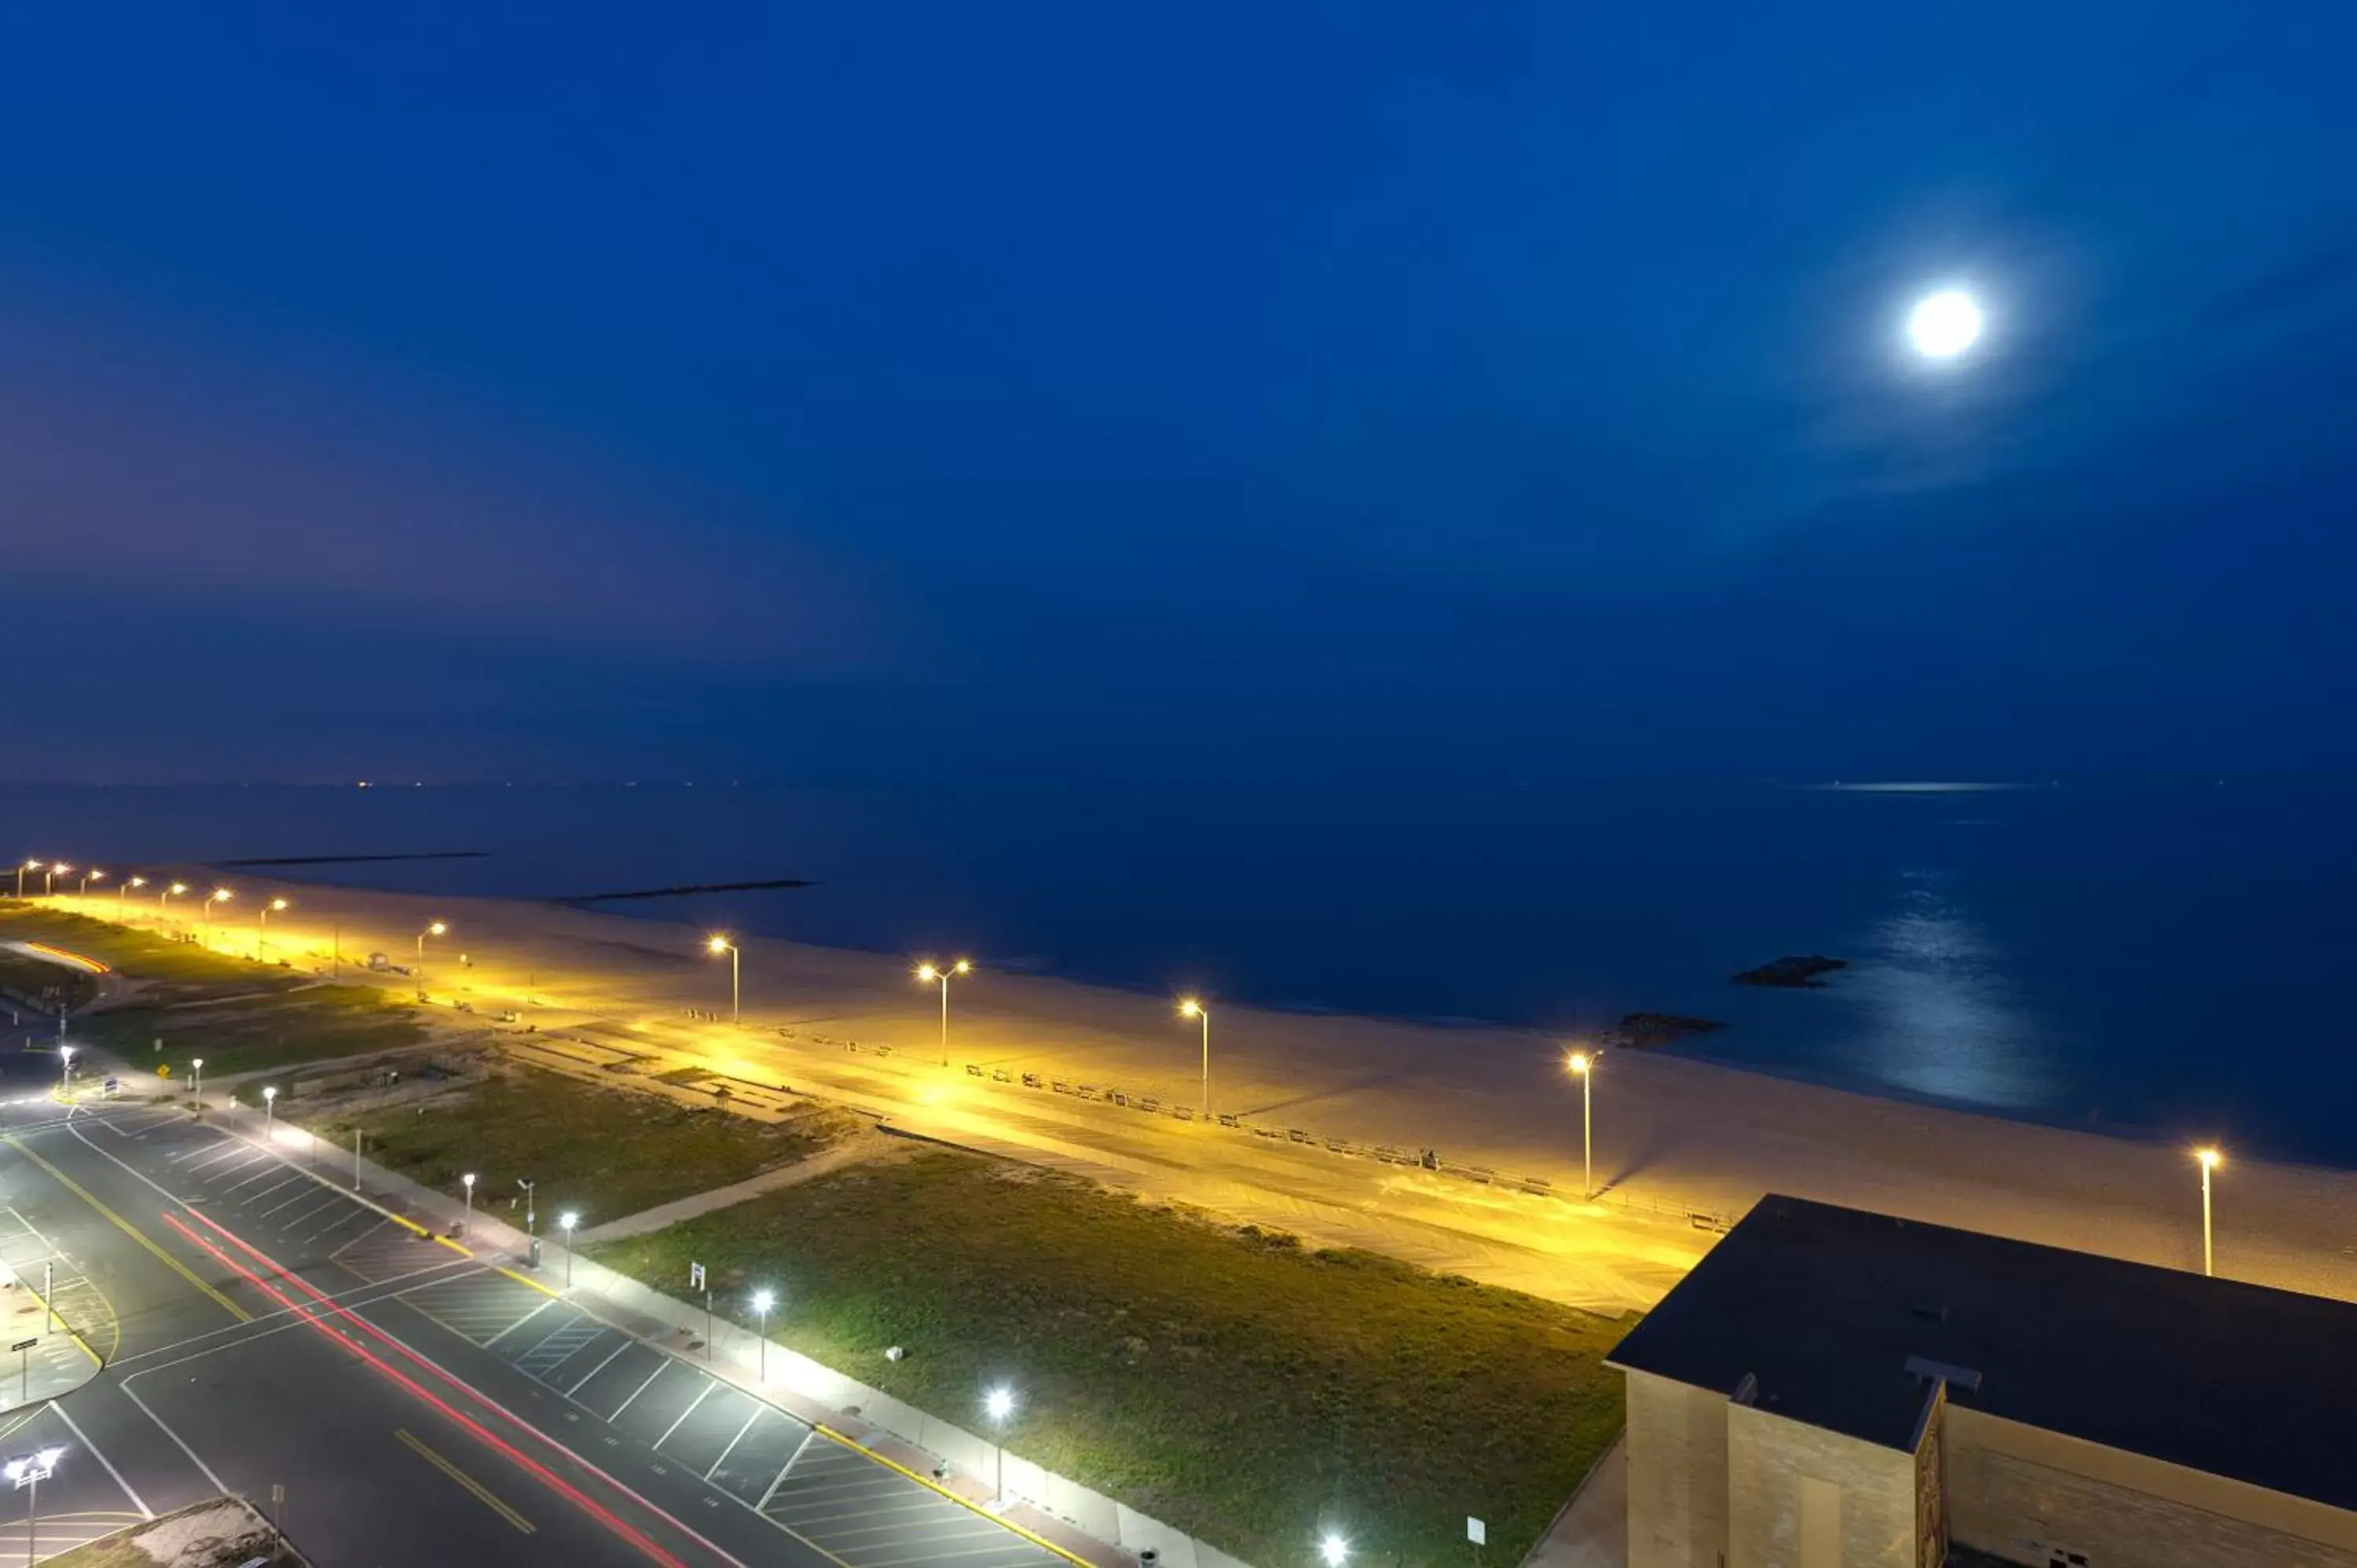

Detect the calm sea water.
[{"left": 7, "top": 777, "right": 2349, "bottom": 1163}]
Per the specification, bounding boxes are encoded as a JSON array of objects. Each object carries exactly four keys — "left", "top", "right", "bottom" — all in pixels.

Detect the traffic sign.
[
  {"left": 689, "top": 1262, "right": 706, "bottom": 1291},
  {"left": 1467, "top": 1519, "right": 1486, "bottom": 1547},
  {"left": 9, "top": 1339, "right": 35, "bottom": 1354}
]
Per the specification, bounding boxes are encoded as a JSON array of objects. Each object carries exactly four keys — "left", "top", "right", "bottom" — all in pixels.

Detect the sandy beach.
[{"left": 61, "top": 874, "right": 2357, "bottom": 1312}]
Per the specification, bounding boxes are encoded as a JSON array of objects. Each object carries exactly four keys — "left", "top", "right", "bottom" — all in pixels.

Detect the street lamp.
[
  {"left": 202, "top": 888, "right": 233, "bottom": 945},
  {"left": 2195, "top": 1147, "right": 2224, "bottom": 1277},
  {"left": 6, "top": 1446, "right": 65, "bottom": 1568},
  {"left": 1566, "top": 1050, "right": 1595, "bottom": 1200},
  {"left": 191, "top": 1057, "right": 204, "bottom": 1103},
  {"left": 1319, "top": 1534, "right": 1350, "bottom": 1568},
  {"left": 262, "top": 1085, "right": 279, "bottom": 1138},
  {"left": 462, "top": 1171, "right": 476, "bottom": 1235},
  {"left": 1178, "top": 998, "right": 1211, "bottom": 1119},
  {"left": 416, "top": 921, "right": 447, "bottom": 984},
  {"left": 161, "top": 881, "right": 188, "bottom": 920},
  {"left": 915, "top": 959, "right": 973, "bottom": 1066},
  {"left": 13, "top": 861, "right": 38, "bottom": 899},
  {"left": 43, "top": 863, "right": 68, "bottom": 897},
  {"left": 118, "top": 876, "right": 147, "bottom": 918},
  {"left": 708, "top": 935, "right": 740, "bottom": 1024},
  {"left": 559, "top": 1211, "right": 581, "bottom": 1289},
  {"left": 982, "top": 1385, "right": 1017, "bottom": 1504},
  {"left": 78, "top": 869, "right": 105, "bottom": 897},
  {"left": 57, "top": 1045, "right": 75, "bottom": 1090},
  {"left": 750, "top": 1288, "right": 775, "bottom": 1380},
  {"left": 257, "top": 896, "right": 289, "bottom": 961}
]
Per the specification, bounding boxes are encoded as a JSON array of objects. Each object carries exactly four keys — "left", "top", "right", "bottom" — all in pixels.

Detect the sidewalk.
[{"left": 195, "top": 1097, "right": 1150, "bottom": 1568}]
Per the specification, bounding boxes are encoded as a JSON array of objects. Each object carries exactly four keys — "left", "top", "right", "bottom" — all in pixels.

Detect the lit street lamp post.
[
  {"left": 1319, "top": 1534, "right": 1350, "bottom": 1567},
  {"left": 1566, "top": 1050, "right": 1595, "bottom": 1200},
  {"left": 750, "top": 1289, "right": 775, "bottom": 1380},
  {"left": 263, "top": 1085, "right": 279, "bottom": 1138},
  {"left": 559, "top": 1211, "right": 580, "bottom": 1290},
  {"left": 160, "top": 882, "right": 188, "bottom": 921},
  {"left": 191, "top": 1057, "right": 204, "bottom": 1105},
  {"left": 57, "top": 1046, "right": 75, "bottom": 1091},
  {"left": 915, "top": 961, "right": 972, "bottom": 1066},
  {"left": 201, "top": 888, "right": 233, "bottom": 947},
  {"left": 6, "top": 1446, "right": 65, "bottom": 1568},
  {"left": 117, "top": 876, "right": 146, "bottom": 918},
  {"left": 13, "top": 861, "right": 38, "bottom": 899},
  {"left": 982, "top": 1386, "right": 1017, "bottom": 1504},
  {"left": 707, "top": 936, "right": 740, "bottom": 1024},
  {"left": 416, "top": 921, "right": 447, "bottom": 987},
  {"left": 1178, "top": 999, "right": 1211, "bottom": 1119},
  {"left": 462, "top": 1172, "right": 476, "bottom": 1236},
  {"left": 257, "top": 897, "right": 289, "bottom": 962},
  {"left": 78, "top": 870, "right": 104, "bottom": 897},
  {"left": 43, "top": 864, "right": 66, "bottom": 897},
  {"left": 2196, "top": 1147, "right": 2224, "bottom": 1277}
]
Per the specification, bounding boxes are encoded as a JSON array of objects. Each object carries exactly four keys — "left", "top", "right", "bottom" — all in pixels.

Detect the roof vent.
[
  {"left": 1731, "top": 1373, "right": 1759, "bottom": 1407},
  {"left": 1905, "top": 1354, "right": 1982, "bottom": 1394}
]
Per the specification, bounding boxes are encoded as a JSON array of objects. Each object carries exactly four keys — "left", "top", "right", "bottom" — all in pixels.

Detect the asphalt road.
[{"left": 0, "top": 1059, "right": 1067, "bottom": 1568}]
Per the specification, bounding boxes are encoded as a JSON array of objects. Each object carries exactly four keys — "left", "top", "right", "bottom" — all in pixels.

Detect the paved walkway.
[
  {"left": 1520, "top": 1434, "right": 1625, "bottom": 1568},
  {"left": 571, "top": 1130, "right": 894, "bottom": 1244}
]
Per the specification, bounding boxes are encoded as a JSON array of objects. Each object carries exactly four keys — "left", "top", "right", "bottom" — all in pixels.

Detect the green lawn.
[
  {"left": 589, "top": 1149, "right": 1629, "bottom": 1568},
  {"left": 300, "top": 1066, "right": 852, "bottom": 1222},
  {"left": 0, "top": 902, "right": 431, "bottom": 1078}
]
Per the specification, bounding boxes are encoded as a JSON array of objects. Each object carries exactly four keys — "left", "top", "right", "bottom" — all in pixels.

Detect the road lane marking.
[
  {"left": 397, "top": 1427, "right": 537, "bottom": 1534},
  {"left": 5, "top": 1136, "right": 251, "bottom": 1323},
  {"left": 52, "top": 1400, "right": 152, "bottom": 1518}
]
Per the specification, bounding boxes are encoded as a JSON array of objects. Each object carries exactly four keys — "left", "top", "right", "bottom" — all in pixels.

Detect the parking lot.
[{"left": 381, "top": 1264, "right": 1064, "bottom": 1568}]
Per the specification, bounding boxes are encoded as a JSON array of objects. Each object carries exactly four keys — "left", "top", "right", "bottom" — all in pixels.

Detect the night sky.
[{"left": 7, "top": 4, "right": 2355, "bottom": 784}]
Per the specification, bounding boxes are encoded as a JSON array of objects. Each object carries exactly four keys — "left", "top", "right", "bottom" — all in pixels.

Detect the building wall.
[
  {"left": 1726, "top": 1401, "right": 1918, "bottom": 1568},
  {"left": 1946, "top": 1408, "right": 2357, "bottom": 1568},
  {"left": 1625, "top": 1368, "right": 1729, "bottom": 1568}
]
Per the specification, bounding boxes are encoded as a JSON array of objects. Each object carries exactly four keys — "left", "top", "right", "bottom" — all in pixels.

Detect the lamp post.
[
  {"left": 559, "top": 1211, "right": 580, "bottom": 1289},
  {"left": 416, "top": 921, "right": 447, "bottom": 985},
  {"left": 982, "top": 1386, "right": 1017, "bottom": 1504},
  {"left": 1178, "top": 999, "right": 1211, "bottom": 1119},
  {"left": 1319, "top": 1534, "right": 1350, "bottom": 1568},
  {"left": 707, "top": 935, "right": 740, "bottom": 1024},
  {"left": 462, "top": 1172, "right": 476, "bottom": 1236},
  {"left": 117, "top": 876, "right": 146, "bottom": 918},
  {"left": 57, "top": 1046, "right": 75, "bottom": 1090},
  {"left": 262, "top": 1085, "right": 279, "bottom": 1138},
  {"left": 915, "top": 959, "right": 972, "bottom": 1066},
  {"left": 5, "top": 1446, "right": 64, "bottom": 1568},
  {"left": 78, "top": 869, "right": 104, "bottom": 898},
  {"left": 750, "top": 1289, "right": 775, "bottom": 1380},
  {"left": 1566, "top": 1050, "right": 1595, "bottom": 1200},
  {"left": 2195, "top": 1147, "right": 2223, "bottom": 1277},
  {"left": 257, "top": 897, "right": 289, "bottom": 962},
  {"left": 202, "top": 888, "right": 233, "bottom": 946},
  {"left": 161, "top": 882, "right": 188, "bottom": 921},
  {"left": 43, "top": 864, "right": 67, "bottom": 897},
  {"left": 191, "top": 1057, "right": 204, "bottom": 1105},
  {"left": 13, "top": 861, "right": 38, "bottom": 899}
]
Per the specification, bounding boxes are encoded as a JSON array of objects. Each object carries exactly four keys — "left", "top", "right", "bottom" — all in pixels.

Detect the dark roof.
[{"left": 1607, "top": 1195, "right": 2357, "bottom": 1512}]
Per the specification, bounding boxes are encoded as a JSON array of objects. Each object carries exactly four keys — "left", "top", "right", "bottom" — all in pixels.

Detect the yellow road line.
[
  {"left": 395, "top": 1427, "right": 536, "bottom": 1533},
  {"left": 4, "top": 1138, "right": 251, "bottom": 1324},
  {"left": 14, "top": 1266, "right": 112, "bottom": 1368}
]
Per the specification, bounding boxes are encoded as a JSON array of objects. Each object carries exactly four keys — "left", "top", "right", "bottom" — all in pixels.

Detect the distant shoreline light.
[{"left": 1813, "top": 781, "right": 2029, "bottom": 793}]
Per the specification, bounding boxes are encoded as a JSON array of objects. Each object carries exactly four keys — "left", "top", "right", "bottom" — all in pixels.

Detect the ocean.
[{"left": 7, "top": 775, "right": 2348, "bottom": 1164}]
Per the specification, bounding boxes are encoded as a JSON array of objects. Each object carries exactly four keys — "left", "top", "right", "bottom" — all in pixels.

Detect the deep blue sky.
[{"left": 6, "top": 3, "right": 2355, "bottom": 784}]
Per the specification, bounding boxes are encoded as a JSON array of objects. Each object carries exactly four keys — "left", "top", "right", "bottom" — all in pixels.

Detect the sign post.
[
  {"left": 691, "top": 1263, "right": 711, "bottom": 1357},
  {"left": 12, "top": 1339, "right": 37, "bottom": 1406}
]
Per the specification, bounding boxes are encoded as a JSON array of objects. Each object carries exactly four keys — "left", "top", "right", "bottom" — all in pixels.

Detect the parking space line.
[
  {"left": 200, "top": 1152, "right": 267, "bottom": 1184},
  {"left": 240, "top": 1174, "right": 305, "bottom": 1205},
  {"left": 295, "top": 1207, "right": 374, "bottom": 1246},
  {"left": 706, "top": 1407, "right": 766, "bottom": 1480},
  {"left": 757, "top": 1427, "right": 819, "bottom": 1511},
  {"left": 222, "top": 1162, "right": 292, "bottom": 1194},
  {"left": 514, "top": 1314, "right": 587, "bottom": 1365},
  {"left": 653, "top": 1379, "right": 717, "bottom": 1449},
  {"left": 481, "top": 1297, "right": 557, "bottom": 1349},
  {"left": 276, "top": 1192, "right": 344, "bottom": 1229},
  {"left": 609, "top": 1360, "right": 672, "bottom": 1421},
  {"left": 858, "top": 1542, "right": 1058, "bottom": 1568},
  {"left": 178, "top": 1143, "right": 247, "bottom": 1174},
  {"left": 775, "top": 1497, "right": 959, "bottom": 1531},
  {"left": 258, "top": 1185, "right": 317, "bottom": 1218},
  {"left": 567, "top": 1338, "right": 632, "bottom": 1394}
]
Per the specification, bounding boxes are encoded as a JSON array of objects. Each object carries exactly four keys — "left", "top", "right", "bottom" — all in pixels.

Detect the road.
[{"left": 0, "top": 1061, "right": 1072, "bottom": 1567}]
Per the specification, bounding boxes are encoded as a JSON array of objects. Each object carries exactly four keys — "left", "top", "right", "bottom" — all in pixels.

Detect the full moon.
[{"left": 1908, "top": 289, "right": 1983, "bottom": 360}]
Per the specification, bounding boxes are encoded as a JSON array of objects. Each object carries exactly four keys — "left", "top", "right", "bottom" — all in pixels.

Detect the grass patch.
[
  {"left": 0, "top": 902, "right": 431, "bottom": 1078},
  {"left": 589, "top": 1149, "right": 1629, "bottom": 1568},
  {"left": 301, "top": 1065, "right": 849, "bottom": 1222}
]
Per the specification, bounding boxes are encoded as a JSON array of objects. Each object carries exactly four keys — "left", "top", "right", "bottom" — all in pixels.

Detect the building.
[{"left": 1607, "top": 1194, "right": 2357, "bottom": 1568}]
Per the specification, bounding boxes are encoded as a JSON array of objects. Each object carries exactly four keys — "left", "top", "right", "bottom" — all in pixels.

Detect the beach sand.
[{"left": 70, "top": 875, "right": 2357, "bottom": 1311}]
